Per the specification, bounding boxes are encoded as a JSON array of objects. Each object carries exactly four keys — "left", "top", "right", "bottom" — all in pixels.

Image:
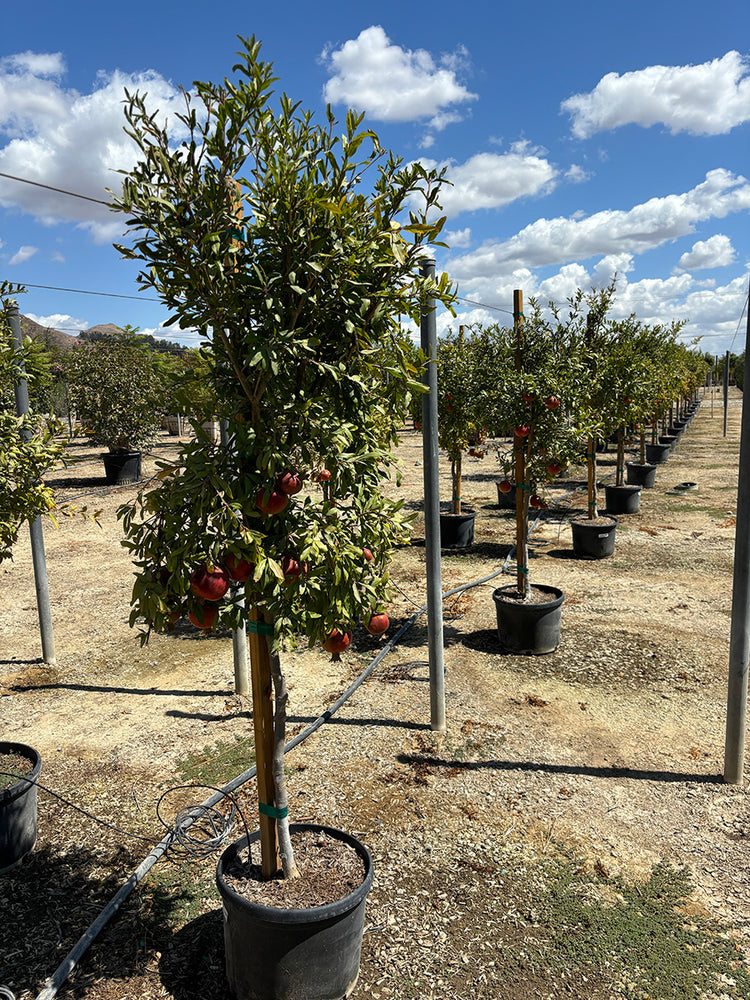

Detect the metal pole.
[
  {"left": 220, "top": 417, "right": 249, "bottom": 697},
  {"left": 724, "top": 279, "right": 750, "bottom": 783},
  {"left": 419, "top": 258, "right": 446, "bottom": 732},
  {"left": 723, "top": 350, "right": 730, "bottom": 437},
  {"left": 9, "top": 305, "right": 56, "bottom": 664}
]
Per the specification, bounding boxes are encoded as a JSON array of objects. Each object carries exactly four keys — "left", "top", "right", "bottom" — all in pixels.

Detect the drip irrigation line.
[{"left": 0, "top": 773, "right": 157, "bottom": 846}]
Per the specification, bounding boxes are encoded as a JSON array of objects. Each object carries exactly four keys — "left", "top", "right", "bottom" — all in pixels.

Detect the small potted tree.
[
  {"left": 564, "top": 284, "right": 623, "bottom": 559},
  {"left": 624, "top": 322, "right": 685, "bottom": 488},
  {"left": 63, "top": 332, "right": 167, "bottom": 484},
  {"left": 487, "top": 293, "right": 580, "bottom": 653},
  {"left": 436, "top": 328, "right": 487, "bottom": 548},
  {"left": 113, "top": 37, "right": 454, "bottom": 1000}
]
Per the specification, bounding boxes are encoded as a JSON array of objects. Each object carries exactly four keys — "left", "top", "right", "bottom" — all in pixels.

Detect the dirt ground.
[{"left": 2, "top": 388, "right": 749, "bottom": 1000}]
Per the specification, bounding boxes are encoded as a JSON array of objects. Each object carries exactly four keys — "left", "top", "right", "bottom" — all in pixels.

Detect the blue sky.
[{"left": 1, "top": 0, "right": 749, "bottom": 355}]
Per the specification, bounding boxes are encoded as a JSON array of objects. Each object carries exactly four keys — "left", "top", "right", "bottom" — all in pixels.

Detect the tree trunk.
[
  {"left": 616, "top": 428, "right": 624, "bottom": 486},
  {"left": 268, "top": 644, "right": 300, "bottom": 879},
  {"left": 451, "top": 456, "right": 462, "bottom": 515}
]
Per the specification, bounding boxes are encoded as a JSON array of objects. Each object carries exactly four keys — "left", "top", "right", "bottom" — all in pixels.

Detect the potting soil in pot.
[
  {"left": 0, "top": 752, "right": 32, "bottom": 791},
  {"left": 223, "top": 828, "right": 367, "bottom": 909}
]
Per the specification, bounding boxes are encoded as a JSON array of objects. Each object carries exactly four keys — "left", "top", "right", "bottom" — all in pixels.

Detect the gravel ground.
[{"left": 2, "top": 388, "right": 750, "bottom": 1000}]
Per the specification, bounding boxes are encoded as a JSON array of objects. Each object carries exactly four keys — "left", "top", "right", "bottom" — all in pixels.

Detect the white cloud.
[
  {"left": 1, "top": 52, "right": 65, "bottom": 77},
  {"left": 565, "top": 164, "right": 590, "bottom": 183},
  {"left": 8, "top": 245, "right": 38, "bottom": 265},
  {"left": 322, "top": 26, "right": 477, "bottom": 131},
  {"left": 0, "top": 55, "right": 189, "bottom": 243},
  {"left": 422, "top": 149, "right": 558, "bottom": 217},
  {"left": 562, "top": 51, "right": 750, "bottom": 138},
  {"left": 677, "top": 234, "right": 736, "bottom": 271},
  {"left": 26, "top": 311, "right": 88, "bottom": 331},
  {"left": 447, "top": 169, "right": 750, "bottom": 278},
  {"left": 444, "top": 227, "right": 472, "bottom": 249},
  {"left": 446, "top": 265, "right": 748, "bottom": 352}
]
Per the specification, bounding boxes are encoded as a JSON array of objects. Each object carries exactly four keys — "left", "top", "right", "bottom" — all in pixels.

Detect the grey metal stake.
[
  {"left": 419, "top": 258, "right": 446, "bottom": 732},
  {"left": 723, "top": 350, "right": 730, "bottom": 437},
  {"left": 220, "top": 417, "right": 249, "bottom": 696},
  {"left": 724, "top": 280, "right": 750, "bottom": 783},
  {"left": 9, "top": 305, "right": 56, "bottom": 665}
]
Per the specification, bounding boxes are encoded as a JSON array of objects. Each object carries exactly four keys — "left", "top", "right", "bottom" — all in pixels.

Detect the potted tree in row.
[
  {"left": 486, "top": 292, "right": 581, "bottom": 653},
  {"left": 63, "top": 332, "right": 167, "bottom": 484},
  {"left": 113, "top": 36, "right": 454, "bottom": 1000},
  {"left": 435, "top": 327, "right": 489, "bottom": 548}
]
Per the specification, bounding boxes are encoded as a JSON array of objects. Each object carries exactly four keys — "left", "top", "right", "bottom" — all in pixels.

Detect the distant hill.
[
  {"left": 18, "top": 317, "right": 185, "bottom": 356},
  {"left": 19, "top": 315, "right": 79, "bottom": 352}
]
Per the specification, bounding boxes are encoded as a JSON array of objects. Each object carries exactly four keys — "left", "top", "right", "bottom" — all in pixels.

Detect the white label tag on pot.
[{"left": 598, "top": 533, "right": 609, "bottom": 538}]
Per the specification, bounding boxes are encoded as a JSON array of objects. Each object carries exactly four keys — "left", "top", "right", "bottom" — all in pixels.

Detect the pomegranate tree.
[{"left": 114, "top": 38, "right": 454, "bottom": 880}]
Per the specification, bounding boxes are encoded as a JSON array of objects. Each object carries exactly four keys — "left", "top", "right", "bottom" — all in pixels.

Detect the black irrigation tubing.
[{"left": 28, "top": 441, "right": 644, "bottom": 1000}]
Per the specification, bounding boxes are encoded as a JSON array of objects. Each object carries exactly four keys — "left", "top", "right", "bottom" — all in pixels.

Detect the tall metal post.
[
  {"left": 220, "top": 421, "right": 249, "bottom": 697},
  {"left": 725, "top": 280, "right": 750, "bottom": 783},
  {"left": 723, "top": 350, "right": 730, "bottom": 437},
  {"left": 9, "top": 305, "right": 56, "bottom": 664},
  {"left": 419, "top": 258, "right": 446, "bottom": 732}
]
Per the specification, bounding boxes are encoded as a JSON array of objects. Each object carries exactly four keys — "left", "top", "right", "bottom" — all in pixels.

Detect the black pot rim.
[
  {"left": 605, "top": 483, "right": 641, "bottom": 493},
  {"left": 102, "top": 449, "right": 142, "bottom": 458},
  {"left": 0, "top": 741, "right": 41, "bottom": 803},
  {"left": 626, "top": 461, "right": 656, "bottom": 470},
  {"left": 439, "top": 508, "right": 476, "bottom": 520},
  {"left": 217, "top": 822, "right": 374, "bottom": 924},
  {"left": 571, "top": 514, "right": 618, "bottom": 529},
  {"left": 492, "top": 583, "right": 564, "bottom": 609}
]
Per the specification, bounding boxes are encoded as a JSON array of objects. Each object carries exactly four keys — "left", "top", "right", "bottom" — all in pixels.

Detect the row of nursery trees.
[
  {"left": 430, "top": 287, "right": 709, "bottom": 594},
  {"left": 0, "top": 37, "right": 708, "bottom": 895}
]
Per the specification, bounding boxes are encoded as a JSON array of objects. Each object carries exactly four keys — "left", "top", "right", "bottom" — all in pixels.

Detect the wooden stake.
[
  {"left": 587, "top": 436, "right": 597, "bottom": 518},
  {"left": 513, "top": 290, "right": 528, "bottom": 598},
  {"left": 248, "top": 607, "right": 280, "bottom": 877}
]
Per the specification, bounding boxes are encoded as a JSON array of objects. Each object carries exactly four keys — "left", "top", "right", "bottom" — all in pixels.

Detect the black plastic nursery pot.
[
  {"left": 571, "top": 515, "right": 618, "bottom": 559},
  {"left": 658, "top": 434, "right": 678, "bottom": 452},
  {"left": 626, "top": 462, "right": 657, "bottom": 488},
  {"left": 102, "top": 450, "right": 142, "bottom": 485},
  {"left": 439, "top": 510, "right": 475, "bottom": 549},
  {"left": 604, "top": 484, "right": 641, "bottom": 515},
  {"left": 217, "top": 824, "right": 374, "bottom": 1000},
  {"left": 0, "top": 741, "right": 41, "bottom": 874},
  {"left": 492, "top": 584, "right": 564, "bottom": 655},
  {"left": 496, "top": 483, "right": 517, "bottom": 509},
  {"left": 645, "top": 442, "right": 671, "bottom": 465}
]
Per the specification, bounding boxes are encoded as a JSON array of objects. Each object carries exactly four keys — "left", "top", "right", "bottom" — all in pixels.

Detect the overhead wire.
[
  {"left": 0, "top": 171, "right": 111, "bottom": 207},
  {"left": 728, "top": 287, "right": 750, "bottom": 354}
]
